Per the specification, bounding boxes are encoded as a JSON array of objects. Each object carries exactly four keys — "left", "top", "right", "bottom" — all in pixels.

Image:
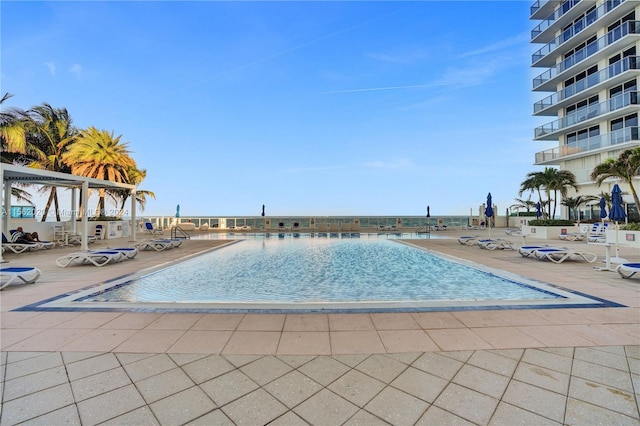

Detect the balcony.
[
  {"left": 535, "top": 126, "right": 639, "bottom": 164},
  {"left": 533, "top": 21, "right": 640, "bottom": 91},
  {"left": 535, "top": 92, "right": 639, "bottom": 140},
  {"left": 531, "top": 0, "right": 562, "bottom": 20},
  {"left": 534, "top": 56, "right": 640, "bottom": 116},
  {"left": 531, "top": 0, "right": 586, "bottom": 43},
  {"left": 532, "top": 0, "right": 626, "bottom": 67}
]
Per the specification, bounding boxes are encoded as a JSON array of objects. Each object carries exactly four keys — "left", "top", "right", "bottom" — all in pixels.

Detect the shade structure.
[
  {"left": 609, "top": 184, "right": 627, "bottom": 261},
  {"left": 536, "top": 202, "right": 542, "bottom": 219},
  {"left": 175, "top": 204, "right": 180, "bottom": 218},
  {"left": 485, "top": 193, "right": 493, "bottom": 237}
]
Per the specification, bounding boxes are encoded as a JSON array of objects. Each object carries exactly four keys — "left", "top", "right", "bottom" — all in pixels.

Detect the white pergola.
[{"left": 1, "top": 163, "right": 137, "bottom": 261}]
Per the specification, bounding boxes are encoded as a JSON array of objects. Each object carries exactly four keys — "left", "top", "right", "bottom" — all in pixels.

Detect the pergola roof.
[{"left": 1, "top": 163, "right": 135, "bottom": 191}]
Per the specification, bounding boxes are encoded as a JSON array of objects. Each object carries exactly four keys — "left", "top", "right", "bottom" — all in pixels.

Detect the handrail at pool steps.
[{"left": 172, "top": 226, "right": 191, "bottom": 239}]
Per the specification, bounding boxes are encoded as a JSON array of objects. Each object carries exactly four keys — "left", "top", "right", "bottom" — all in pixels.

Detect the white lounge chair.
[
  {"left": 107, "top": 247, "right": 138, "bottom": 259},
  {"left": 56, "top": 250, "right": 126, "bottom": 267},
  {"left": 558, "top": 232, "right": 586, "bottom": 241},
  {"left": 518, "top": 245, "right": 550, "bottom": 257},
  {"left": 144, "top": 222, "right": 164, "bottom": 235},
  {"left": 478, "top": 239, "right": 514, "bottom": 250},
  {"left": 616, "top": 263, "right": 640, "bottom": 279},
  {"left": 9, "top": 230, "right": 56, "bottom": 249},
  {"left": 2, "top": 233, "right": 40, "bottom": 253},
  {"left": 532, "top": 247, "right": 597, "bottom": 264},
  {"left": 134, "top": 239, "right": 174, "bottom": 251},
  {"left": 458, "top": 236, "right": 478, "bottom": 245},
  {"left": 0, "top": 266, "right": 42, "bottom": 290}
]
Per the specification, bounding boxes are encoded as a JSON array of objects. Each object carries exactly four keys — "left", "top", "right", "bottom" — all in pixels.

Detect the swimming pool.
[{"left": 27, "top": 237, "right": 621, "bottom": 313}]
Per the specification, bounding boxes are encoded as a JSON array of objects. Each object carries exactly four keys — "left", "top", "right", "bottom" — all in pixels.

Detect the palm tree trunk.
[
  {"left": 40, "top": 188, "right": 56, "bottom": 222},
  {"left": 626, "top": 179, "right": 640, "bottom": 212}
]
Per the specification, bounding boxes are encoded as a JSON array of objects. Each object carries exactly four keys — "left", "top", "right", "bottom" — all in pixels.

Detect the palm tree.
[
  {"left": 62, "top": 127, "right": 136, "bottom": 217},
  {"left": 510, "top": 196, "right": 536, "bottom": 214},
  {"left": 590, "top": 148, "right": 640, "bottom": 211},
  {"left": 547, "top": 169, "right": 579, "bottom": 219},
  {"left": 561, "top": 195, "right": 598, "bottom": 222},
  {"left": 2, "top": 100, "right": 75, "bottom": 218},
  {"left": 20, "top": 104, "right": 77, "bottom": 221},
  {"left": 519, "top": 168, "right": 578, "bottom": 219},
  {"left": 107, "top": 166, "right": 156, "bottom": 218},
  {"left": 519, "top": 171, "right": 547, "bottom": 218}
]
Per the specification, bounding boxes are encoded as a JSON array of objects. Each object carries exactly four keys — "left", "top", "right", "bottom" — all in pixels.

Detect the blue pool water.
[{"left": 81, "top": 238, "right": 563, "bottom": 305}]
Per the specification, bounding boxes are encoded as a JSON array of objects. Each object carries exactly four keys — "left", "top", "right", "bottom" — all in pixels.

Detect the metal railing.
[
  {"left": 531, "top": 0, "right": 581, "bottom": 40},
  {"left": 533, "top": 21, "right": 640, "bottom": 90},
  {"left": 532, "top": 0, "right": 625, "bottom": 65},
  {"left": 535, "top": 126, "right": 639, "bottom": 163},
  {"left": 535, "top": 91, "right": 638, "bottom": 138},
  {"left": 534, "top": 56, "right": 638, "bottom": 114}
]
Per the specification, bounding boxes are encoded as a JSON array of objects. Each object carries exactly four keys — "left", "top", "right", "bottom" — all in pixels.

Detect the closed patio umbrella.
[
  {"left": 609, "top": 184, "right": 627, "bottom": 262},
  {"left": 536, "top": 202, "right": 542, "bottom": 219},
  {"left": 485, "top": 193, "right": 494, "bottom": 238},
  {"left": 599, "top": 197, "right": 607, "bottom": 225}
]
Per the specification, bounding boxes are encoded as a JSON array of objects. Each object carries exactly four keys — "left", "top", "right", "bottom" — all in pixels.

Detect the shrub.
[
  {"left": 621, "top": 222, "right": 640, "bottom": 231},
  {"left": 528, "top": 219, "right": 575, "bottom": 226}
]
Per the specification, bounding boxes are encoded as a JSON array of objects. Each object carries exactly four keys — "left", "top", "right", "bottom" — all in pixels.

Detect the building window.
[{"left": 611, "top": 113, "right": 638, "bottom": 131}]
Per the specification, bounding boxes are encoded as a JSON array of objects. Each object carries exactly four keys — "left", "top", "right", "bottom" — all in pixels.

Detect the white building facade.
[{"left": 531, "top": 0, "right": 640, "bottom": 220}]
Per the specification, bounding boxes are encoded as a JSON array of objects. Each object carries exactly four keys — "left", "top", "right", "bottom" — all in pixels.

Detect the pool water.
[{"left": 82, "top": 238, "right": 562, "bottom": 304}]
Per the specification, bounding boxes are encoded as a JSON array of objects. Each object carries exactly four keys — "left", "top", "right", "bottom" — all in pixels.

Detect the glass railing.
[
  {"left": 534, "top": 56, "right": 638, "bottom": 113},
  {"left": 532, "top": 0, "right": 625, "bottom": 65},
  {"left": 535, "top": 126, "right": 639, "bottom": 163},
  {"left": 531, "top": 0, "right": 581, "bottom": 40},
  {"left": 535, "top": 91, "right": 638, "bottom": 138},
  {"left": 533, "top": 21, "right": 640, "bottom": 89},
  {"left": 531, "top": 0, "right": 542, "bottom": 17}
]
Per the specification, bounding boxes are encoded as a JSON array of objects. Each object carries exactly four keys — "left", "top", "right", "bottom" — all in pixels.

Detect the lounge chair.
[
  {"left": 433, "top": 225, "right": 448, "bottom": 231},
  {"left": 9, "top": 230, "right": 55, "bottom": 249},
  {"left": 144, "top": 222, "right": 164, "bottom": 235},
  {"left": 56, "top": 250, "right": 126, "bottom": 267},
  {"left": 532, "top": 247, "right": 597, "bottom": 263},
  {"left": 478, "top": 239, "right": 514, "bottom": 250},
  {"left": 1, "top": 233, "right": 40, "bottom": 253},
  {"left": 0, "top": 266, "right": 42, "bottom": 290},
  {"left": 558, "top": 232, "right": 586, "bottom": 241},
  {"left": 616, "top": 263, "right": 640, "bottom": 279},
  {"left": 504, "top": 228, "right": 522, "bottom": 235},
  {"left": 134, "top": 239, "right": 174, "bottom": 251},
  {"left": 108, "top": 247, "right": 138, "bottom": 259},
  {"left": 518, "top": 245, "right": 549, "bottom": 257},
  {"left": 458, "top": 236, "right": 478, "bottom": 245}
]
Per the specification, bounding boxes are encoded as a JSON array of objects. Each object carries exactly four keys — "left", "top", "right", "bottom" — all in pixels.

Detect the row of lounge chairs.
[
  {"left": 458, "top": 236, "right": 600, "bottom": 264},
  {"left": 55, "top": 238, "right": 181, "bottom": 268}
]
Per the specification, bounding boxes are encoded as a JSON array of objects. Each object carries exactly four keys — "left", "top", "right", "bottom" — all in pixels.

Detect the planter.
[
  {"left": 605, "top": 229, "right": 640, "bottom": 248},
  {"left": 522, "top": 225, "right": 582, "bottom": 240}
]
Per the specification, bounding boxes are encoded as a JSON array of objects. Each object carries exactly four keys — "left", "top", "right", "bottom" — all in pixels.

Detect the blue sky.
[{"left": 2, "top": 1, "right": 552, "bottom": 218}]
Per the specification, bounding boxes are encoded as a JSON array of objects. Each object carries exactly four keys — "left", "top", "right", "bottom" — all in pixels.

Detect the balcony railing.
[
  {"left": 534, "top": 56, "right": 638, "bottom": 114},
  {"left": 533, "top": 21, "right": 640, "bottom": 90},
  {"left": 535, "top": 91, "right": 638, "bottom": 138},
  {"left": 531, "top": 0, "right": 581, "bottom": 40},
  {"left": 535, "top": 126, "right": 639, "bottom": 163},
  {"left": 532, "top": 0, "right": 625, "bottom": 65}
]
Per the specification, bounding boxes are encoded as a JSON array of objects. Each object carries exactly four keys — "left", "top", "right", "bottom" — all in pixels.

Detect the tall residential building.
[{"left": 531, "top": 0, "right": 640, "bottom": 220}]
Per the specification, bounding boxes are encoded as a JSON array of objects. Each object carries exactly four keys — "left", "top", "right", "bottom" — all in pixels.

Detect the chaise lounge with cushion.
[
  {"left": 56, "top": 250, "right": 127, "bottom": 267},
  {"left": 0, "top": 266, "right": 42, "bottom": 290}
]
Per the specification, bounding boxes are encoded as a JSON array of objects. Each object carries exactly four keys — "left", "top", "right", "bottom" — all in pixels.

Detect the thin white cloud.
[
  {"left": 459, "top": 32, "right": 529, "bottom": 58},
  {"left": 68, "top": 63, "right": 82, "bottom": 78},
  {"left": 364, "top": 158, "right": 414, "bottom": 169},
  {"left": 365, "top": 48, "right": 429, "bottom": 65},
  {"left": 44, "top": 62, "right": 56, "bottom": 75}
]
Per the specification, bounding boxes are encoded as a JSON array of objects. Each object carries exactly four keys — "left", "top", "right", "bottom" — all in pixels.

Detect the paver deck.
[{"left": 1, "top": 230, "right": 638, "bottom": 425}]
